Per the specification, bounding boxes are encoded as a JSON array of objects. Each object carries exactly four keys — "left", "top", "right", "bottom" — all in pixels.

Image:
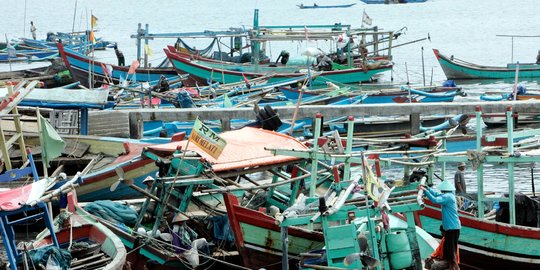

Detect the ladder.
[{"left": 0, "top": 81, "right": 37, "bottom": 170}]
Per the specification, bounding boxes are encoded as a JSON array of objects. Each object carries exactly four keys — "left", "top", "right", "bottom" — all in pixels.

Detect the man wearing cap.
[
  {"left": 454, "top": 162, "right": 467, "bottom": 195},
  {"left": 420, "top": 181, "right": 461, "bottom": 270}
]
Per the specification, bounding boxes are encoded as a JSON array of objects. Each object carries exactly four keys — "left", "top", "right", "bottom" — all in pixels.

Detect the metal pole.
[
  {"left": 71, "top": 0, "right": 78, "bottom": 34},
  {"left": 281, "top": 226, "right": 289, "bottom": 270},
  {"left": 511, "top": 37, "right": 514, "bottom": 63},
  {"left": 421, "top": 47, "right": 425, "bottom": 86},
  {"left": 475, "top": 106, "right": 485, "bottom": 217},
  {"left": 144, "top": 24, "right": 149, "bottom": 68},
  {"left": 310, "top": 114, "right": 322, "bottom": 197},
  {"left": 342, "top": 116, "right": 354, "bottom": 182},
  {"left": 506, "top": 106, "right": 516, "bottom": 225},
  {"left": 136, "top": 23, "right": 142, "bottom": 63},
  {"left": 531, "top": 166, "right": 536, "bottom": 197},
  {"left": 23, "top": 0, "right": 27, "bottom": 37}
]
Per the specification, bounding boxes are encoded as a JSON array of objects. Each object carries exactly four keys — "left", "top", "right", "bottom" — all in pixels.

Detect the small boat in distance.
[
  {"left": 434, "top": 48, "right": 540, "bottom": 80},
  {"left": 361, "top": 0, "right": 426, "bottom": 4},
  {"left": 297, "top": 3, "right": 357, "bottom": 9}
]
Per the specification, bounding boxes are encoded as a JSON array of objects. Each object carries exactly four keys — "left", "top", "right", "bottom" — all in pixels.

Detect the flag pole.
[
  {"left": 23, "top": 0, "right": 27, "bottom": 37},
  {"left": 36, "top": 108, "right": 49, "bottom": 178},
  {"left": 71, "top": 0, "right": 78, "bottom": 34},
  {"left": 5, "top": 34, "right": 12, "bottom": 73},
  {"left": 150, "top": 126, "right": 192, "bottom": 237},
  {"left": 361, "top": 9, "right": 365, "bottom": 28}
]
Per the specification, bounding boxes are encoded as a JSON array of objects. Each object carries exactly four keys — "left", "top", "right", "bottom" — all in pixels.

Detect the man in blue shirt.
[{"left": 420, "top": 180, "right": 461, "bottom": 270}]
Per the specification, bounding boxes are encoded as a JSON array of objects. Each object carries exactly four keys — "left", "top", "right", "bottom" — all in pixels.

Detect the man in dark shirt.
[
  {"left": 454, "top": 162, "right": 466, "bottom": 194},
  {"left": 114, "top": 44, "right": 125, "bottom": 66}
]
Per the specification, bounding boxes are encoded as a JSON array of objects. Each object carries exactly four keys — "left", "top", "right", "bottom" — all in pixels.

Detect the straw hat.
[
  {"left": 142, "top": 176, "right": 155, "bottom": 184},
  {"left": 437, "top": 181, "right": 456, "bottom": 192},
  {"left": 172, "top": 212, "right": 189, "bottom": 223},
  {"left": 458, "top": 162, "right": 466, "bottom": 168}
]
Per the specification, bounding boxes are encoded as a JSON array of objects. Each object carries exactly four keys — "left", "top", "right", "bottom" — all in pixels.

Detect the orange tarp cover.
[{"left": 148, "top": 127, "right": 308, "bottom": 172}]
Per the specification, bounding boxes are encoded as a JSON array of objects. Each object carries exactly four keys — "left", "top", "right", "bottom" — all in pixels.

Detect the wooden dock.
[{"left": 88, "top": 100, "right": 540, "bottom": 138}]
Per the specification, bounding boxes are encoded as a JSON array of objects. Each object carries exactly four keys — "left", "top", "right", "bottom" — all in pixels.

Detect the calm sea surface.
[{"left": 2, "top": 0, "right": 540, "bottom": 193}]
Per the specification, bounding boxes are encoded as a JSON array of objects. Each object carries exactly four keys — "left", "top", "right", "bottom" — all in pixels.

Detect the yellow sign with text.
[{"left": 189, "top": 119, "right": 227, "bottom": 159}]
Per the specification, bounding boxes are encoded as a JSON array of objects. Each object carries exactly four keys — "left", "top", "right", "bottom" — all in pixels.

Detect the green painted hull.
[
  {"left": 419, "top": 204, "right": 540, "bottom": 269},
  {"left": 434, "top": 48, "right": 540, "bottom": 80},
  {"left": 166, "top": 49, "right": 391, "bottom": 84}
]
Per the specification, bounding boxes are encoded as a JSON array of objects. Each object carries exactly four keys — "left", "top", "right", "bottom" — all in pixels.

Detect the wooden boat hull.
[
  {"left": 165, "top": 49, "right": 392, "bottom": 85},
  {"left": 279, "top": 86, "right": 461, "bottom": 103},
  {"left": 57, "top": 43, "right": 181, "bottom": 88},
  {"left": 223, "top": 193, "right": 325, "bottom": 269},
  {"left": 21, "top": 135, "right": 160, "bottom": 201},
  {"left": 434, "top": 49, "right": 540, "bottom": 80},
  {"left": 33, "top": 192, "right": 127, "bottom": 270},
  {"left": 418, "top": 203, "right": 540, "bottom": 270}
]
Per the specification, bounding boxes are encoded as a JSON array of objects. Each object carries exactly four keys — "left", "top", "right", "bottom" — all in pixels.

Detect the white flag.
[{"left": 363, "top": 11, "right": 372, "bottom": 26}]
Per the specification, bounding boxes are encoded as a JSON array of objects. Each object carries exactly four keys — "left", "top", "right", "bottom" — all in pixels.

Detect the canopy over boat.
[{"left": 148, "top": 127, "right": 307, "bottom": 171}]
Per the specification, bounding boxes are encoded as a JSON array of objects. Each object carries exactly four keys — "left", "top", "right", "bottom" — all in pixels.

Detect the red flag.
[
  {"left": 128, "top": 60, "right": 140, "bottom": 74},
  {"left": 242, "top": 73, "right": 251, "bottom": 89},
  {"left": 100, "top": 63, "right": 109, "bottom": 76}
]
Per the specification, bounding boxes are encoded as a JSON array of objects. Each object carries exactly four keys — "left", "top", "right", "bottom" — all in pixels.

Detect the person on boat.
[
  {"left": 536, "top": 50, "right": 540, "bottom": 64},
  {"left": 314, "top": 3, "right": 318, "bottom": 6},
  {"left": 114, "top": 43, "right": 125, "bottom": 66},
  {"left": 420, "top": 181, "right": 461, "bottom": 270},
  {"left": 30, "top": 21, "right": 37, "bottom": 40},
  {"left": 426, "top": 225, "right": 460, "bottom": 270},
  {"left": 316, "top": 54, "right": 333, "bottom": 71},
  {"left": 171, "top": 213, "right": 210, "bottom": 268},
  {"left": 454, "top": 162, "right": 466, "bottom": 195},
  {"left": 275, "top": 50, "right": 290, "bottom": 65}
]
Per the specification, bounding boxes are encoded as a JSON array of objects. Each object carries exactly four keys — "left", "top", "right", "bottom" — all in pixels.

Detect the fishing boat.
[
  {"left": 297, "top": 3, "right": 357, "bottom": 9},
  {"left": 163, "top": 9, "right": 395, "bottom": 85},
  {"left": 418, "top": 107, "right": 540, "bottom": 270},
  {"left": 0, "top": 166, "right": 126, "bottom": 270},
  {"left": 165, "top": 48, "right": 392, "bottom": 85},
  {"left": 278, "top": 83, "right": 465, "bottom": 104},
  {"left": 57, "top": 43, "right": 182, "bottom": 88},
  {"left": 0, "top": 48, "right": 57, "bottom": 62},
  {"left": 0, "top": 104, "right": 126, "bottom": 270},
  {"left": 479, "top": 86, "right": 540, "bottom": 127},
  {"left": 0, "top": 58, "right": 73, "bottom": 88},
  {"left": 361, "top": 0, "right": 427, "bottom": 3},
  {"left": 222, "top": 116, "right": 439, "bottom": 269},
  {"left": 83, "top": 126, "right": 311, "bottom": 269},
  {"left": 30, "top": 191, "right": 127, "bottom": 270},
  {"left": 433, "top": 48, "right": 540, "bottom": 80}
]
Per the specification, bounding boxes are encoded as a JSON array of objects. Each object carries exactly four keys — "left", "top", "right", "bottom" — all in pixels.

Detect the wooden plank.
[
  {"left": 63, "top": 140, "right": 90, "bottom": 158},
  {"left": 88, "top": 110, "right": 130, "bottom": 137}
]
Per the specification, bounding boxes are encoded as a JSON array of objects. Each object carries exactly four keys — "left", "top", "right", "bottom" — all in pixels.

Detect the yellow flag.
[
  {"left": 89, "top": 30, "right": 96, "bottom": 44},
  {"left": 91, "top": 15, "right": 98, "bottom": 29},
  {"left": 144, "top": 44, "right": 153, "bottom": 57},
  {"left": 189, "top": 119, "right": 227, "bottom": 159}
]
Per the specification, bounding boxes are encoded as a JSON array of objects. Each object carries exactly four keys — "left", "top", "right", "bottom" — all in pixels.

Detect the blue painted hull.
[{"left": 57, "top": 43, "right": 179, "bottom": 88}]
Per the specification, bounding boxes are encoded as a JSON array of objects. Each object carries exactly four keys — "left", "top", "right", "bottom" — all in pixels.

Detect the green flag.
[
  {"left": 39, "top": 114, "right": 66, "bottom": 166},
  {"left": 223, "top": 94, "right": 232, "bottom": 108}
]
